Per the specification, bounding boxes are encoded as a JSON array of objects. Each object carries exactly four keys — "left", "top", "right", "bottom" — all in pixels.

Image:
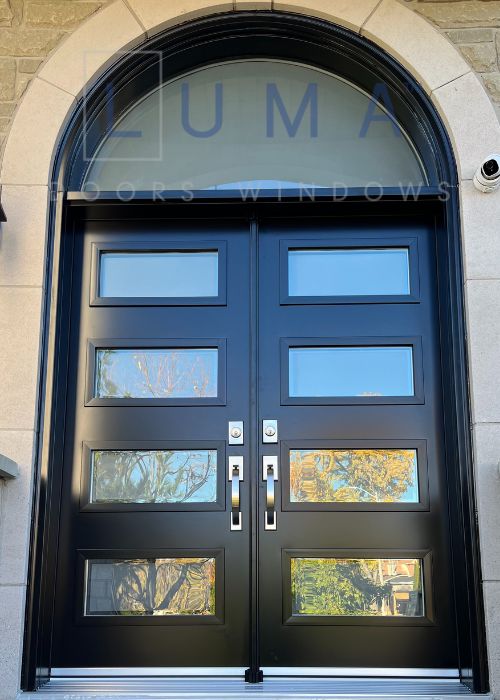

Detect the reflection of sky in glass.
[
  {"left": 91, "top": 449, "right": 217, "bottom": 504},
  {"left": 289, "top": 346, "right": 414, "bottom": 397},
  {"left": 100, "top": 251, "right": 218, "bottom": 298},
  {"left": 95, "top": 348, "right": 218, "bottom": 398},
  {"left": 289, "top": 248, "right": 410, "bottom": 297},
  {"left": 290, "top": 449, "right": 419, "bottom": 503}
]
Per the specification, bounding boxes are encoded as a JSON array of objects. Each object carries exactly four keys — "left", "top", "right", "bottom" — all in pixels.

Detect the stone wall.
[
  {"left": 0, "top": 0, "right": 110, "bottom": 151},
  {"left": 0, "top": 1, "right": 498, "bottom": 155}
]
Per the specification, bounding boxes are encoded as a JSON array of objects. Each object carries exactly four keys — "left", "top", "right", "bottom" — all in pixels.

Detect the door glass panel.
[
  {"left": 82, "top": 60, "right": 428, "bottom": 191},
  {"left": 95, "top": 348, "right": 218, "bottom": 398},
  {"left": 288, "top": 248, "right": 410, "bottom": 297},
  {"left": 85, "top": 557, "right": 216, "bottom": 616},
  {"left": 291, "top": 557, "right": 423, "bottom": 617},
  {"left": 100, "top": 251, "right": 218, "bottom": 298},
  {"left": 288, "top": 346, "right": 414, "bottom": 397},
  {"left": 290, "top": 448, "right": 418, "bottom": 503},
  {"left": 91, "top": 449, "right": 217, "bottom": 504}
]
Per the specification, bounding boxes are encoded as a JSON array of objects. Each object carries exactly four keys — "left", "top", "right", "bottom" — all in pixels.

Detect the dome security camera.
[{"left": 473, "top": 155, "right": 500, "bottom": 193}]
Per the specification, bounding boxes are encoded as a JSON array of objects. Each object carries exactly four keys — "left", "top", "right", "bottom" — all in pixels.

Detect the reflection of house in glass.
[
  {"left": 380, "top": 559, "right": 423, "bottom": 617},
  {"left": 291, "top": 557, "right": 423, "bottom": 617}
]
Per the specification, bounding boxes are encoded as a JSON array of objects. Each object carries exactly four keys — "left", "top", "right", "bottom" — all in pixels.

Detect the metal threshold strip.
[{"left": 20, "top": 676, "right": 491, "bottom": 700}]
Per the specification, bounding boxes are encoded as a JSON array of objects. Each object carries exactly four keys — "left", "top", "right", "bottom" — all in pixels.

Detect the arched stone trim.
[
  {"left": 0, "top": 2, "right": 499, "bottom": 698},
  {"left": 2, "top": 0, "right": 499, "bottom": 186}
]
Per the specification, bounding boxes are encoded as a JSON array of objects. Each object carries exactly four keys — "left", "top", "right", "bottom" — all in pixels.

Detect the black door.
[
  {"left": 52, "top": 219, "right": 252, "bottom": 668},
  {"left": 50, "top": 210, "right": 458, "bottom": 674},
  {"left": 257, "top": 218, "right": 457, "bottom": 671}
]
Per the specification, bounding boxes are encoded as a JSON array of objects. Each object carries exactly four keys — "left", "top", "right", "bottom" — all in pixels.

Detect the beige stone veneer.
[{"left": 0, "top": 2, "right": 500, "bottom": 699}]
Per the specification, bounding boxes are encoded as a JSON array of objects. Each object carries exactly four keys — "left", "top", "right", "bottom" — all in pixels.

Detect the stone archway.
[{"left": 1, "top": 1, "right": 500, "bottom": 697}]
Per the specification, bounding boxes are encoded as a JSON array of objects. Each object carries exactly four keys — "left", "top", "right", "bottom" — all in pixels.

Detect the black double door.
[{"left": 51, "top": 212, "right": 458, "bottom": 674}]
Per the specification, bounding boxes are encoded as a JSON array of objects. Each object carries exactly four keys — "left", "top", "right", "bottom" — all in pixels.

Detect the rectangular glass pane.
[
  {"left": 85, "top": 557, "right": 216, "bottom": 616},
  {"left": 100, "top": 251, "right": 218, "bottom": 298},
  {"left": 91, "top": 449, "right": 217, "bottom": 504},
  {"left": 288, "top": 346, "right": 414, "bottom": 397},
  {"left": 291, "top": 558, "right": 423, "bottom": 617},
  {"left": 290, "top": 449, "right": 419, "bottom": 504},
  {"left": 288, "top": 248, "right": 410, "bottom": 297},
  {"left": 95, "top": 348, "right": 218, "bottom": 399}
]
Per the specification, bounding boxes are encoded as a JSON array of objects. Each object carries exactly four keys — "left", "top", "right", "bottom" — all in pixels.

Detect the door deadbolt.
[
  {"left": 228, "top": 421, "right": 244, "bottom": 445},
  {"left": 263, "top": 419, "right": 278, "bottom": 443}
]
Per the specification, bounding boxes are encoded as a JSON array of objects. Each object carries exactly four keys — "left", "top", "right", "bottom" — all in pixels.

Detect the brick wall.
[{"left": 0, "top": 0, "right": 498, "bottom": 155}]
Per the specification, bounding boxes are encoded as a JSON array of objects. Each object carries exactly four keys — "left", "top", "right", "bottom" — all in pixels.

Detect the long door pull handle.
[
  {"left": 263, "top": 456, "right": 278, "bottom": 531},
  {"left": 229, "top": 456, "right": 243, "bottom": 531}
]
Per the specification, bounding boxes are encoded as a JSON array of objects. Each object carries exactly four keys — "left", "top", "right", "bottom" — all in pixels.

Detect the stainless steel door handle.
[
  {"left": 229, "top": 456, "right": 243, "bottom": 531},
  {"left": 263, "top": 456, "right": 278, "bottom": 530}
]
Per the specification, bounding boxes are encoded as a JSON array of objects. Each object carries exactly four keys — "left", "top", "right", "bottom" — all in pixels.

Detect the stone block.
[
  {"left": 18, "top": 58, "right": 43, "bottom": 74},
  {"left": 417, "top": 2, "right": 500, "bottom": 29},
  {"left": 0, "top": 585, "right": 25, "bottom": 700},
  {"left": 0, "top": 28, "right": 63, "bottom": 56},
  {"left": 0, "top": 430, "right": 36, "bottom": 585},
  {"left": 0, "top": 186, "right": 48, "bottom": 286},
  {"left": 447, "top": 28, "right": 494, "bottom": 45},
  {"left": 465, "top": 280, "right": 500, "bottom": 424},
  {"left": 460, "top": 180, "right": 500, "bottom": 281},
  {"left": 0, "top": 0, "right": 13, "bottom": 27},
  {"left": 459, "top": 43, "right": 497, "bottom": 73},
  {"left": 127, "top": 0, "right": 234, "bottom": 35},
  {"left": 483, "top": 73, "right": 500, "bottom": 104},
  {"left": 0, "top": 287, "right": 43, "bottom": 430},
  {"left": 38, "top": 1, "right": 144, "bottom": 97},
  {"left": 473, "top": 424, "right": 500, "bottom": 582},
  {"left": 0, "top": 57, "right": 15, "bottom": 101},
  {"left": 0, "top": 101, "right": 14, "bottom": 116},
  {"left": 272, "top": 0, "right": 381, "bottom": 33},
  {"left": 362, "top": 0, "right": 470, "bottom": 93},
  {"left": 431, "top": 71, "right": 500, "bottom": 180},
  {"left": 25, "top": 1, "right": 103, "bottom": 28},
  {"left": 1, "top": 77, "right": 75, "bottom": 185}
]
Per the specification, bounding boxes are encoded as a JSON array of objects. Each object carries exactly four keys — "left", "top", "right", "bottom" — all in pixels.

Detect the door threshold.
[{"left": 21, "top": 677, "right": 489, "bottom": 699}]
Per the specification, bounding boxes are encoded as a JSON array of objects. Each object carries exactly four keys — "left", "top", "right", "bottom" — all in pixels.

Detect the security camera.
[{"left": 473, "top": 154, "right": 500, "bottom": 193}]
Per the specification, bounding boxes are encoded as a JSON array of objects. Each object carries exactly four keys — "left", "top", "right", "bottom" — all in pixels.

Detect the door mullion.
[{"left": 245, "top": 215, "right": 263, "bottom": 683}]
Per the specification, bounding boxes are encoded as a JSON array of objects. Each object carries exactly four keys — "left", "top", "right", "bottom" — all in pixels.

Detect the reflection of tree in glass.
[
  {"left": 108, "top": 558, "right": 215, "bottom": 616},
  {"left": 96, "top": 349, "right": 217, "bottom": 398},
  {"left": 92, "top": 450, "right": 217, "bottom": 504},
  {"left": 291, "top": 558, "right": 421, "bottom": 617},
  {"left": 290, "top": 449, "right": 417, "bottom": 503}
]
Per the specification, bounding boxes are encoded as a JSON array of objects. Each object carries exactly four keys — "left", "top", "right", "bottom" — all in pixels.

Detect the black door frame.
[{"left": 21, "top": 11, "right": 488, "bottom": 693}]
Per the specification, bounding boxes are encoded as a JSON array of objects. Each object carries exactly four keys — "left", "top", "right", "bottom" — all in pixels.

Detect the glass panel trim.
[
  {"left": 288, "top": 346, "right": 414, "bottom": 398},
  {"left": 85, "top": 557, "right": 216, "bottom": 616},
  {"left": 288, "top": 248, "right": 410, "bottom": 297},
  {"left": 95, "top": 348, "right": 218, "bottom": 399},
  {"left": 290, "top": 448, "right": 418, "bottom": 504},
  {"left": 291, "top": 557, "right": 424, "bottom": 617},
  {"left": 90, "top": 449, "right": 217, "bottom": 504},
  {"left": 99, "top": 250, "right": 218, "bottom": 298}
]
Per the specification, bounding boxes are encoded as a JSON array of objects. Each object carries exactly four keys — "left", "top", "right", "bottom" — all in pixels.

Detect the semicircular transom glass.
[{"left": 83, "top": 59, "right": 428, "bottom": 192}]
